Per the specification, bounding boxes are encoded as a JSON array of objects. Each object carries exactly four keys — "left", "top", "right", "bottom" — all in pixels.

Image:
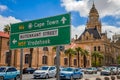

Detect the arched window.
[
  {"left": 25, "top": 54, "right": 29, "bottom": 64},
  {"left": 98, "top": 46, "right": 100, "bottom": 51},
  {"left": 54, "top": 57, "right": 56, "bottom": 65},
  {"left": 42, "top": 55, "right": 48, "bottom": 64},
  {"left": 86, "top": 36, "right": 88, "bottom": 40},
  {"left": 64, "top": 58, "right": 68, "bottom": 65},
  {"left": 74, "top": 59, "right": 77, "bottom": 66},
  {"left": 94, "top": 46, "right": 96, "bottom": 51}
]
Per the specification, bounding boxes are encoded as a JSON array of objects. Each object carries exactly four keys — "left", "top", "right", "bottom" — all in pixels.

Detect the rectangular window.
[
  {"left": 5, "top": 52, "right": 10, "bottom": 64},
  {"left": 42, "top": 56, "right": 48, "bottom": 65},
  {"left": 25, "top": 54, "right": 29, "bottom": 64},
  {"left": 94, "top": 46, "right": 96, "bottom": 51},
  {"left": 74, "top": 59, "right": 77, "bottom": 66},
  {"left": 64, "top": 58, "right": 68, "bottom": 65},
  {"left": 98, "top": 46, "right": 100, "bottom": 51}
]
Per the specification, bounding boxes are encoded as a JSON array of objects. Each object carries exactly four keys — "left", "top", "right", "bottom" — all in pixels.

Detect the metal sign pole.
[
  {"left": 20, "top": 49, "right": 23, "bottom": 80},
  {"left": 56, "top": 46, "right": 60, "bottom": 80}
]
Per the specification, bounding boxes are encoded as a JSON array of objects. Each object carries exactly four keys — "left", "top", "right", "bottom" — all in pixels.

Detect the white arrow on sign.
[
  {"left": 12, "top": 39, "right": 17, "bottom": 44},
  {"left": 61, "top": 17, "right": 67, "bottom": 24}
]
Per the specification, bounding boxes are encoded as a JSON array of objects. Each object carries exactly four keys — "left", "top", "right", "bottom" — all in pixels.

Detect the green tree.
[
  {"left": 3, "top": 25, "right": 11, "bottom": 66},
  {"left": 81, "top": 49, "right": 89, "bottom": 67},
  {"left": 92, "top": 51, "right": 103, "bottom": 67},
  {"left": 92, "top": 51, "right": 99, "bottom": 67},
  {"left": 64, "top": 48, "right": 76, "bottom": 67},
  {"left": 75, "top": 47, "right": 83, "bottom": 68},
  {"left": 3, "top": 25, "right": 10, "bottom": 34},
  {"left": 98, "top": 53, "right": 104, "bottom": 66}
]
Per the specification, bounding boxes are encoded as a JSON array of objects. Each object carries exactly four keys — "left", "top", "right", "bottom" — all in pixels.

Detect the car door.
[
  {"left": 73, "top": 69, "right": 80, "bottom": 79},
  {"left": 6, "top": 68, "right": 13, "bottom": 79},
  {"left": 48, "top": 67, "right": 52, "bottom": 77},
  {"left": 49, "top": 67, "right": 56, "bottom": 77},
  {"left": 10, "top": 67, "right": 18, "bottom": 79}
]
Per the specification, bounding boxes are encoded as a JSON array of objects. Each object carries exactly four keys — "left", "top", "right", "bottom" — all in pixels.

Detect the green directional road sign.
[{"left": 10, "top": 13, "right": 71, "bottom": 49}]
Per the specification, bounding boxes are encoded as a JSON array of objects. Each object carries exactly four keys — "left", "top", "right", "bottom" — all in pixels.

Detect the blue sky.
[{"left": 0, "top": 0, "right": 120, "bottom": 39}]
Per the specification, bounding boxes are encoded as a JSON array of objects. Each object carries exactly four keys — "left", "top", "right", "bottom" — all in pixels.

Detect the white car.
[
  {"left": 33, "top": 66, "right": 56, "bottom": 79},
  {"left": 84, "top": 67, "right": 97, "bottom": 74}
]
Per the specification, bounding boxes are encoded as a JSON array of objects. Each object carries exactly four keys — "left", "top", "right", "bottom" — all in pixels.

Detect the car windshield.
[
  {"left": 0, "top": 67, "right": 6, "bottom": 72},
  {"left": 27, "top": 68, "right": 33, "bottom": 70},
  {"left": 39, "top": 66, "right": 49, "bottom": 70},
  {"left": 87, "top": 68, "right": 92, "bottom": 70},
  {"left": 62, "top": 68, "right": 74, "bottom": 72},
  {"left": 104, "top": 68, "right": 109, "bottom": 70}
]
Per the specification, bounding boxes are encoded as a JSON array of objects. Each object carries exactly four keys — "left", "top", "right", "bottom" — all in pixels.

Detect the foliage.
[
  {"left": 75, "top": 47, "right": 83, "bottom": 67},
  {"left": 3, "top": 25, "right": 10, "bottom": 34},
  {"left": 92, "top": 61, "right": 100, "bottom": 67},
  {"left": 91, "top": 51, "right": 103, "bottom": 67},
  {"left": 64, "top": 48, "right": 76, "bottom": 67},
  {"left": 117, "top": 55, "right": 120, "bottom": 64}
]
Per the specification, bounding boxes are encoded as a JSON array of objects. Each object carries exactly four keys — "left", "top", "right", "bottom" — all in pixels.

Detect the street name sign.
[{"left": 10, "top": 13, "right": 71, "bottom": 49}]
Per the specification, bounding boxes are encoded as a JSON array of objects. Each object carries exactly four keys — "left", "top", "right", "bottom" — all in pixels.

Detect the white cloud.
[
  {"left": 0, "top": 15, "right": 21, "bottom": 31},
  {"left": 0, "top": 5, "right": 8, "bottom": 11},
  {"left": 71, "top": 23, "right": 120, "bottom": 40},
  {"left": 102, "top": 23, "right": 120, "bottom": 39},
  {"left": 61, "top": 0, "right": 120, "bottom": 18},
  {"left": 71, "top": 25, "right": 85, "bottom": 39},
  {"left": 61, "top": 0, "right": 120, "bottom": 40}
]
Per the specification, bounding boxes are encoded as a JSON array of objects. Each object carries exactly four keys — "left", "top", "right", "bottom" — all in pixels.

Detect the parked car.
[
  {"left": 84, "top": 67, "right": 97, "bottom": 74},
  {"left": 0, "top": 66, "right": 20, "bottom": 80},
  {"left": 33, "top": 66, "right": 56, "bottom": 79},
  {"left": 60, "top": 67, "right": 83, "bottom": 80},
  {"left": 23, "top": 67, "right": 36, "bottom": 74},
  {"left": 101, "top": 67, "right": 111, "bottom": 75}
]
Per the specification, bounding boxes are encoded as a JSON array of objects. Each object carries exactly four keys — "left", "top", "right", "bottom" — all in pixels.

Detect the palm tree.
[
  {"left": 29, "top": 48, "right": 33, "bottom": 67},
  {"left": 98, "top": 53, "right": 104, "bottom": 66},
  {"left": 92, "top": 51, "right": 99, "bottom": 67},
  {"left": 3, "top": 25, "right": 10, "bottom": 34},
  {"left": 64, "top": 48, "right": 76, "bottom": 67},
  {"left": 3, "top": 25, "right": 11, "bottom": 66},
  {"left": 75, "top": 47, "right": 83, "bottom": 68},
  {"left": 92, "top": 51, "right": 103, "bottom": 67},
  {"left": 81, "top": 49, "right": 89, "bottom": 67}
]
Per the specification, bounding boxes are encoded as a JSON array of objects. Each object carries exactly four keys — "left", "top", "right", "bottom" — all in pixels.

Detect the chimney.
[{"left": 75, "top": 34, "right": 78, "bottom": 40}]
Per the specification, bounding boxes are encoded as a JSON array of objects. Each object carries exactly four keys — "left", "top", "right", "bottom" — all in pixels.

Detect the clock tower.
[{"left": 86, "top": 3, "right": 102, "bottom": 33}]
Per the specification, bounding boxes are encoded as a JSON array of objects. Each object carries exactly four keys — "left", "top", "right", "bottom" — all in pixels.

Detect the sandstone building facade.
[{"left": 0, "top": 4, "right": 120, "bottom": 69}]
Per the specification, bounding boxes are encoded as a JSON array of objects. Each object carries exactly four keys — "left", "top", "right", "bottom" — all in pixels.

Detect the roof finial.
[{"left": 93, "top": 0, "right": 95, "bottom": 7}]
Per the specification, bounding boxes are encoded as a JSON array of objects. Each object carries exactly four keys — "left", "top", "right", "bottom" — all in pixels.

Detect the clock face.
[{"left": 91, "top": 17, "right": 93, "bottom": 19}]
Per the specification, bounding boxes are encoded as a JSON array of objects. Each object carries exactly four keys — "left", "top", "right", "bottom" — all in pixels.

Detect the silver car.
[
  {"left": 84, "top": 67, "right": 97, "bottom": 74},
  {"left": 33, "top": 66, "right": 56, "bottom": 79}
]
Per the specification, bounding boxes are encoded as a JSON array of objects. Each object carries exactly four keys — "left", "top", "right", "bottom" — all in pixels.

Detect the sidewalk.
[{"left": 81, "top": 76, "right": 120, "bottom": 80}]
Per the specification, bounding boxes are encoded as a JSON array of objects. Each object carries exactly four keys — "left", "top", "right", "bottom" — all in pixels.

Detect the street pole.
[
  {"left": 56, "top": 46, "right": 60, "bottom": 80},
  {"left": 20, "top": 49, "right": 23, "bottom": 80}
]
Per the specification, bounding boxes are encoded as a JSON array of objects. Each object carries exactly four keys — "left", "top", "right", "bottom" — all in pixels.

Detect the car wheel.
[
  {"left": 15, "top": 75, "right": 20, "bottom": 80},
  {"left": 45, "top": 74, "right": 49, "bottom": 79},
  {"left": 79, "top": 74, "right": 83, "bottom": 79},
  {"left": 0, "top": 76, "right": 4, "bottom": 80},
  {"left": 70, "top": 76, "right": 74, "bottom": 80},
  {"left": 34, "top": 77, "right": 36, "bottom": 79}
]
